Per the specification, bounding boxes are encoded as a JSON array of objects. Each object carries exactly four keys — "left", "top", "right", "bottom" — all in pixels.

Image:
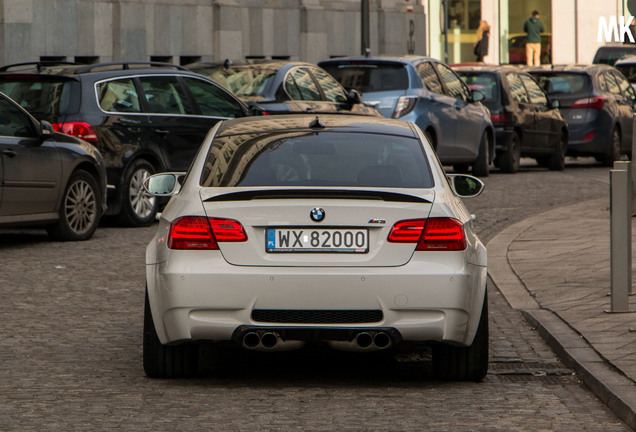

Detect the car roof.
[
  {"left": 0, "top": 61, "right": 198, "bottom": 80},
  {"left": 319, "top": 56, "right": 440, "bottom": 66},
  {"left": 189, "top": 60, "right": 317, "bottom": 71},
  {"left": 453, "top": 65, "right": 519, "bottom": 73},
  {"left": 215, "top": 114, "right": 417, "bottom": 138},
  {"left": 525, "top": 64, "right": 612, "bottom": 74}
]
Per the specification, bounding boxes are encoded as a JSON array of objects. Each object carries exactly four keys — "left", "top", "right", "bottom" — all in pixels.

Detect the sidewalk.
[{"left": 487, "top": 197, "right": 636, "bottom": 429}]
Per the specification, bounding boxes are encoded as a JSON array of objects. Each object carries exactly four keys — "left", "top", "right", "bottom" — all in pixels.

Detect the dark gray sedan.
[
  {"left": 188, "top": 61, "right": 378, "bottom": 117},
  {"left": 0, "top": 92, "right": 107, "bottom": 240},
  {"left": 528, "top": 64, "right": 635, "bottom": 165}
]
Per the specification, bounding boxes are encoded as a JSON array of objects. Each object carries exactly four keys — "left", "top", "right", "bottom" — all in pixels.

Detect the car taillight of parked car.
[
  {"left": 392, "top": 96, "right": 418, "bottom": 118},
  {"left": 490, "top": 112, "right": 510, "bottom": 125},
  {"left": 168, "top": 216, "right": 248, "bottom": 250},
  {"left": 387, "top": 217, "right": 467, "bottom": 251},
  {"left": 571, "top": 96, "right": 605, "bottom": 110},
  {"left": 52, "top": 122, "right": 98, "bottom": 142}
]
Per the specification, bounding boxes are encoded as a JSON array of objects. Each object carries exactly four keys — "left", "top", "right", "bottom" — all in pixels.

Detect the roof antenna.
[
  {"left": 309, "top": 115, "right": 325, "bottom": 129},
  {"left": 223, "top": 59, "right": 232, "bottom": 69}
]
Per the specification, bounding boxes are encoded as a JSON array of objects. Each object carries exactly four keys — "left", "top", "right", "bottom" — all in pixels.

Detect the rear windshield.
[
  {"left": 531, "top": 73, "right": 590, "bottom": 96},
  {"left": 200, "top": 131, "right": 433, "bottom": 188},
  {"left": 321, "top": 63, "right": 409, "bottom": 93},
  {"left": 0, "top": 77, "right": 76, "bottom": 116},
  {"left": 203, "top": 67, "right": 276, "bottom": 97},
  {"left": 458, "top": 72, "right": 498, "bottom": 102}
]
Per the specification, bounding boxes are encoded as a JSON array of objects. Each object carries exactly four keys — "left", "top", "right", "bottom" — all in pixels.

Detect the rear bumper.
[{"left": 146, "top": 251, "right": 487, "bottom": 348}]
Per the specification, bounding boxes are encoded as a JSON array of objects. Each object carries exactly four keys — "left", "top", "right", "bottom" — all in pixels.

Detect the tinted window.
[
  {"left": 615, "top": 63, "right": 636, "bottom": 83},
  {"left": 140, "top": 76, "right": 193, "bottom": 115},
  {"left": 612, "top": 71, "right": 636, "bottom": 100},
  {"left": 505, "top": 73, "right": 529, "bottom": 103},
  {"left": 0, "top": 78, "right": 75, "bottom": 116},
  {"left": 309, "top": 67, "right": 347, "bottom": 103},
  {"left": 416, "top": 62, "right": 444, "bottom": 94},
  {"left": 288, "top": 68, "right": 321, "bottom": 101},
  {"left": 97, "top": 78, "right": 141, "bottom": 113},
  {"left": 206, "top": 67, "right": 276, "bottom": 97},
  {"left": 519, "top": 74, "right": 548, "bottom": 105},
  {"left": 182, "top": 77, "right": 246, "bottom": 118},
  {"left": 458, "top": 72, "right": 498, "bottom": 102},
  {"left": 436, "top": 63, "right": 469, "bottom": 101},
  {"left": 603, "top": 71, "right": 621, "bottom": 95},
  {"left": 532, "top": 73, "right": 590, "bottom": 96},
  {"left": 200, "top": 132, "right": 433, "bottom": 188},
  {"left": 0, "top": 96, "right": 37, "bottom": 137},
  {"left": 322, "top": 63, "right": 409, "bottom": 92}
]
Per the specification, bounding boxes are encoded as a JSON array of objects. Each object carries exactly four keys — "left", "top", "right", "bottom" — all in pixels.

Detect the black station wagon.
[{"left": 0, "top": 62, "right": 250, "bottom": 226}]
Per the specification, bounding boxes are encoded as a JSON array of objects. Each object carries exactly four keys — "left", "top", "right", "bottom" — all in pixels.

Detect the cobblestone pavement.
[{"left": 0, "top": 160, "right": 631, "bottom": 431}]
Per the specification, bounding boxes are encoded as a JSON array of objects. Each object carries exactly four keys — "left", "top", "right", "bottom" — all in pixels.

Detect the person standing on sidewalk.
[
  {"left": 523, "top": 10, "right": 544, "bottom": 66},
  {"left": 474, "top": 20, "right": 490, "bottom": 62}
]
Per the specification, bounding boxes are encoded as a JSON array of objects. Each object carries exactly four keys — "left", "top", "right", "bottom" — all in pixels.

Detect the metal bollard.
[
  {"left": 610, "top": 168, "right": 631, "bottom": 312},
  {"left": 631, "top": 113, "right": 636, "bottom": 214}
]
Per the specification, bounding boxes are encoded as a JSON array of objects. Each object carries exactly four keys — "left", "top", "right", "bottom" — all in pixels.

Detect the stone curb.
[{"left": 486, "top": 208, "right": 636, "bottom": 430}]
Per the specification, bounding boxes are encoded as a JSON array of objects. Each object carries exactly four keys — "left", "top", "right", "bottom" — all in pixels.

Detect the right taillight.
[
  {"left": 571, "top": 96, "right": 605, "bottom": 110},
  {"left": 167, "top": 216, "right": 247, "bottom": 250},
  {"left": 387, "top": 217, "right": 467, "bottom": 251},
  {"left": 392, "top": 96, "right": 418, "bottom": 118},
  {"left": 51, "top": 122, "right": 98, "bottom": 142}
]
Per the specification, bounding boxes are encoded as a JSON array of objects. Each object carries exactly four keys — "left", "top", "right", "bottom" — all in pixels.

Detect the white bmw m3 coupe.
[{"left": 143, "top": 114, "right": 488, "bottom": 381}]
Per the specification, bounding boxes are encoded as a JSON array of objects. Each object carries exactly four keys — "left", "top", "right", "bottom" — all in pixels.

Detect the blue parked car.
[{"left": 319, "top": 56, "right": 495, "bottom": 176}]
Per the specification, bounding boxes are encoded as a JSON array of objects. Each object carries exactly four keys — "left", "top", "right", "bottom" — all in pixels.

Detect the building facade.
[{"left": 0, "top": 0, "right": 632, "bottom": 67}]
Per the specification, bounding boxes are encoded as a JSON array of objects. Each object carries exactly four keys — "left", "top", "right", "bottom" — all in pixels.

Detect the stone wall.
[{"left": 0, "top": 0, "right": 427, "bottom": 66}]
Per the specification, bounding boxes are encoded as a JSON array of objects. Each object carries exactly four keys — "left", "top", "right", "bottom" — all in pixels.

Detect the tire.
[
  {"left": 547, "top": 131, "right": 567, "bottom": 171},
  {"left": 143, "top": 289, "right": 199, "bottom": 378},
  {"left": 599, "top": 126, "right": 621, "bottom": 167},
  {"left": 453, "top": 163, "right": 470, "bottom": 174},
  {"left": 117, "top": 159, "right": 158, "bottom": 227},
  {"left": 472, "top": 132, "right": 490, "bottom": 177},
  {"left": 47, "top": 170, "right": 101, "bottom": 241},
  {"left": 498, "top": 132, "right": 521, "bottom": 173},
  {"left": 433, "top": 292, "right": 489, "bottom": 382}
]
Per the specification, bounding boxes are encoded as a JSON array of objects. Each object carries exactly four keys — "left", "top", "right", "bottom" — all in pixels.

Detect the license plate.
[{"left": 266, "top": 228, "right": 369, "bottom": 253}]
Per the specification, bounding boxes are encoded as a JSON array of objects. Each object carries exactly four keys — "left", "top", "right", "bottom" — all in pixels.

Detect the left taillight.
[
  {"left": 168, "top": 216, "right": 247, "bottom": 250},
  {"left": 51, "top": 122, "right": 98, "bottom": 142},
  {"left": 392, "top": 96, "right": 418, "bottom": 118},
  {"left": 387, "top": 217, "right": 467, "bottom": 251}
]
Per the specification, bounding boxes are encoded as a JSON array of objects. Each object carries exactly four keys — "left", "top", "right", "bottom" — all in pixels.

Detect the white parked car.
[{"left": 143, "top": 114, "right": 488, "bottom": 381}]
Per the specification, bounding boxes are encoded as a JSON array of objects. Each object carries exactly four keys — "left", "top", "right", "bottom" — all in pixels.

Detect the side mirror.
[
  {"left": 143, "top": 172, "right": 186, "bottom": 196},
  {"left": 447, "top": 174, "right": 485, "bottom": 198},
  {"left": 40, "top": 120, "right": 54, "bottom": 137},
  {"left": 550, "top": 99, "right": 560, "bottom": 109},
  {"left": 347, "top": 89, "right": 362, "bottom": 104}
]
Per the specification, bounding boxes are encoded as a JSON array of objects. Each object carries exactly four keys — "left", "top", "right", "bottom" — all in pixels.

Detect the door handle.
[
  {"left": 2, "top": 149, "right": 16, "bottom": 158},
  {"left": 154, "top": 129, "right": 169, "bottom": 136}
]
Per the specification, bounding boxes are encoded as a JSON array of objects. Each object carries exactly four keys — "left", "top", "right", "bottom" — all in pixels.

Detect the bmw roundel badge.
[{"left": 310, "top": 207, "right": 325, "bottom": 222}]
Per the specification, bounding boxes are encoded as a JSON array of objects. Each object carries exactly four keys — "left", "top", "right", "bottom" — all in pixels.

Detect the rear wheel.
[
  {"left": 498, "top": 132, "right": 521, "bottom": 173},
  {"left": 117, "top": 159, "right": 158, "bottom": 227},
  {"left": 143, "top": 289, "right": 199, "bottom": 378},
  {"left": 472, "top": 132, "right": 490, "bottom": 177},
  {"left": 433, "top": 292, "right": 489, "bottom": 382},
  {"left": 47, "top": 170, "right": 101, "bottom": 241},
  {"left": 599, "top": 126, "right": 621, "bottom": 167},
  {"left": 547, "top": 130, "right": 567, "bottom": 171}
]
